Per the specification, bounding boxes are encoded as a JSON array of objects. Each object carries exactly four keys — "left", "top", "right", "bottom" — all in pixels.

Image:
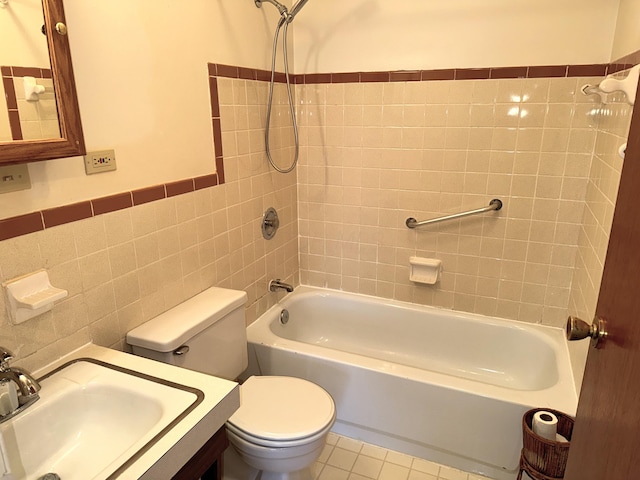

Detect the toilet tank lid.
[{"left": 126, "top": 287, "right": 247, "bottom": 352}]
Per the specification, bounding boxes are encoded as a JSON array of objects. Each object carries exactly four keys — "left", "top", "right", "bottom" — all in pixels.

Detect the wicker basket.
[{"left": 521, "top": 408, "right": 574, "bottom": 478}]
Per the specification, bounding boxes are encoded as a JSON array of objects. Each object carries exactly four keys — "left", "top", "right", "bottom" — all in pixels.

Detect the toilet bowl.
[
  {"left": 225, "top": 375, "right": 335, "bottom": 479},
  {"left": 126, "top": 287, "right": 335, "bottom": 480}
]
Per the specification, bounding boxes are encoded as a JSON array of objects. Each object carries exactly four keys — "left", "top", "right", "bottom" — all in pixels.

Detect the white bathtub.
[{"left": 246, "top": 286, "right": 578, "bottom": 480}]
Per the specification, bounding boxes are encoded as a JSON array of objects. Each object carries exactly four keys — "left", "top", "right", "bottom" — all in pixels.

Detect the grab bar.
[{"left": 406, "top": 199, "right": 503, "bottom": 229}]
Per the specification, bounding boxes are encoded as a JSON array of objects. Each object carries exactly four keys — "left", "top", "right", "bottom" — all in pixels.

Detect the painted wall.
[
  {"left": 611, "top": 0, "right": 640, "bottom": 60},
  {"left": 291, "top": 0, "right": 619, "bottom": 74},
  {"left": 0, "top": 0, "right": 290, "bottom": 219}
]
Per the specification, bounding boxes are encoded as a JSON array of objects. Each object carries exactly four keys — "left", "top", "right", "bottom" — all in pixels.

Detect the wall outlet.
[
  {"left": 84, "top": 149, "right": 117, "bottom": 175},
  {"left": 0, "top": 164, "right": 31, "bottom": 194}
]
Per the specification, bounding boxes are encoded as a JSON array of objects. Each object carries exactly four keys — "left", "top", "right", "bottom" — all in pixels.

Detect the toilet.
[{"left": 126, "top": 287, "right": 335, "bottom": 480}]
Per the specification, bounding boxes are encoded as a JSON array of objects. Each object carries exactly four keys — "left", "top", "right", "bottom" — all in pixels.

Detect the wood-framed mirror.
[{"left": 0, "top": 0, "right": 85, "bottom": 165}]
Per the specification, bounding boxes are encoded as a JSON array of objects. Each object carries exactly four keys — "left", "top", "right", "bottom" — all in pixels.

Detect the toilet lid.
[{"left": 227, "top": 376, "right": 335, "bottom": 442}]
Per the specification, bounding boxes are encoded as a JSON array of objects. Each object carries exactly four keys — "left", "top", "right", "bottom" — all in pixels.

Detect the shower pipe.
[{"left": 255, "top": 0, "right": 311, "bottom": 174}]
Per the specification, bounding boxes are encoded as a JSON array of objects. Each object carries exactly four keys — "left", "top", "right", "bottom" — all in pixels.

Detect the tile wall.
[
  {"left": 0, "top": 63, "right": 632, "bottom": 371},
  {"left": 0, "top": 78, "right": 298, "bottom": 372},
  {"left": 296, "top": 75, "right": 623, "bottom": 327},
  {"left": 568, "top": 90, "right": 631, "bottom": 322}
]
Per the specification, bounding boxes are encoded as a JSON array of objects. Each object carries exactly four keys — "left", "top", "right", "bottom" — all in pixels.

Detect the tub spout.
[{"left": 269, "top": 279, "right": 294, "bottom": 293}]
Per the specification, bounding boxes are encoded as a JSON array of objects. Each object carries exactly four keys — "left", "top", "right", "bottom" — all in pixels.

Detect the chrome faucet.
[
  {"left": 269, "top": 279, "right": 294, "bottom": 293},
  {"left": 0, "top": 347, "right": 40, "bottom": 415}
]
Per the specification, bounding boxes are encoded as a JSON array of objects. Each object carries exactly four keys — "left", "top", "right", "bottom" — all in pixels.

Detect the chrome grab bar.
[{"left": 406, "top": 199, "right": 503, "bottom": 229}]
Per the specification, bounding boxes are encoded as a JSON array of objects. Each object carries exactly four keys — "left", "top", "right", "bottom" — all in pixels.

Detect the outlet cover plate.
[
  {"left": 84, "top": 149, "right": 117, "bottom": 175},
  {"left": 0, "top": 164, "right": 31, "bottom": 194}
]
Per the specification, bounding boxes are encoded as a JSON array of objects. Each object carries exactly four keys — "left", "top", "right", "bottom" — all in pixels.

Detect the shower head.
[
  {"left": 254, "top": 0, "right": 310, "bottom": 22},
  {"left": 255, "top": 0, "right": 288, "bottom": 18},
  {"left": 288, "top": 0, "right": 311, "bottom": 21}
]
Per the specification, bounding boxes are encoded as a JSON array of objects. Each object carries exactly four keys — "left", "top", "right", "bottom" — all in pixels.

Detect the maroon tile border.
[
  {"left": 455, "top": 68, "right": 491, "bottom": 80},
  {"left": 527, "top": 65, "right": 568, "bottom": 78},
  {"left": 490, "top": 67, "right": 528, "bottom": 79},
  {"left": 166, "top": 179, "right": 195, "bottom": 198},
  {"left": 92, "top": 192, "right": 133, "bottom": 216},
  {"left": 421, "top": 69, "right": 455, "bottom": 81},
  {"left": 195, "top": 173, "right": 219, "bottom": 190},
  {"left": 42, "top": 201, "right": 93, "bottom": 228},
  {"left": 207, "top": 55, "right": 640, "bottom": 86},
  {"left": 0, "top": 213, "right": 44, "bottom": 241},
  {"left": 132, "top": 185, "right": 166, "bottom": 206},
  {"left": 0, "top": 172, "right": 223, "bottom": 241}
]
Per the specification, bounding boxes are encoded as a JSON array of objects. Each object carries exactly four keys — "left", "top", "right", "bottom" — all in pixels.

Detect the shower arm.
[
  {"left": 255, "top": 0, "right": 289, "bottom": 18},
  {"left": 255, "top": 0, "right": 310, "bottom": 22}
]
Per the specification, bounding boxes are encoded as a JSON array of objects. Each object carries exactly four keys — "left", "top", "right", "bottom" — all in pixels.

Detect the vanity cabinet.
[{"left": 172, "top": 426, "right": 228, "bottom": 480}]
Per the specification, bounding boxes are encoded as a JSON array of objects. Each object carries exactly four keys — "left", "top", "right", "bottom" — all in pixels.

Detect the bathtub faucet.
[{"left": 269, "top": 279, "right": 294, "bottom": 293}]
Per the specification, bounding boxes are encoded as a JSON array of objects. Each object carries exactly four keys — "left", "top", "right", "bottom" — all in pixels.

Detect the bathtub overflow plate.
[{"left": 280, "top": 309, "right": 289, "bottom": 325}]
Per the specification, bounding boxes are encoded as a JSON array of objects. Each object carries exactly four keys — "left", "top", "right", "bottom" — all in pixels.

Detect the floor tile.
[
  {"left": 318, "top": 465, "right": 350, "bottom": 480},
  {"left": 224, "top": 432, "right": 500, "bottom": 480},
  {"left": 327, "top": 447, "right": 358, "bottom": 471},
  {"left": 351, "top": 454, "right": 384, "bottom": 478},
  {"left": 378, "top": 462, "right": 410, "bottom": 480}
]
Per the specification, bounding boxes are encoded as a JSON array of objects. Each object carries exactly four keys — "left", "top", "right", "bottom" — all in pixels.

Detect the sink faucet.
[
  {"left": 269, "top": 279, "right": 294, "bottom": 293},
  {"left": 0, "top": 347, "right": 40, "bottom": 411}
]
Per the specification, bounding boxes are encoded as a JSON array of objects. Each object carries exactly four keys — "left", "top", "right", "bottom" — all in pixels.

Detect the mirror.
[{"left": 0, "top": 0, "right": 85, "bottom": 164}]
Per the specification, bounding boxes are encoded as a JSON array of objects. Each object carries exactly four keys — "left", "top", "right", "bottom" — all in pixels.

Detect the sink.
[{"left": 0, "top": 359, "right": 203, "bottom": 480}]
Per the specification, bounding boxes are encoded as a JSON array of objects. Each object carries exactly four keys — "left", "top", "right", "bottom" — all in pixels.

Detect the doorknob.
[{"left": 566, "top": 316, "right": 607, "bottom": 348}]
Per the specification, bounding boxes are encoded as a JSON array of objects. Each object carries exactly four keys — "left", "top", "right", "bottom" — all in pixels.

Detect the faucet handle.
[{"left": 0, "top": 347, "right": 13, "bottom": 371}]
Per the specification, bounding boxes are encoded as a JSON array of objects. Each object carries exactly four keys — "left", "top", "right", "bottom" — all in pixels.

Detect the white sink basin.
[{"left": 0, "top": 359, "right": 202, "bottom": 480}]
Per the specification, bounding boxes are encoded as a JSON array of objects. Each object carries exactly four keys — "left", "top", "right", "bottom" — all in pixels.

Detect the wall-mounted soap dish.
[{"left": 3, "top": 270, "right": 68, "bottom": 324}]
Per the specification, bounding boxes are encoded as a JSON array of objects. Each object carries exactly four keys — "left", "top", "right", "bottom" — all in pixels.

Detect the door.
[{"left": 564, "top": 91, "right": 640, "bottom": 478}]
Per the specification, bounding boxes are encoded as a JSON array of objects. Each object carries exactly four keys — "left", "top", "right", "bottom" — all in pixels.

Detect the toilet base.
[
  {"left": 223, "top": 447, "right": 316, "bottom": 480},
  {"left": 256, "top": 468, "right": 313, "bottom": 480}
]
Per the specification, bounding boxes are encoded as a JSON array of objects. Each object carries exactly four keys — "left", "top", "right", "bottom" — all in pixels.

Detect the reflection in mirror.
[
  {"left": 0, "top": 0, "right": 60, "bottom": 142},
  {"left": 0, "top": 0, "right": 84, "bottom": 164}
]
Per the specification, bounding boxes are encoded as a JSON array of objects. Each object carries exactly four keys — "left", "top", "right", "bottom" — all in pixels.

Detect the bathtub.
[{"left": 246, "top": 286, "right": 578, "bottom": 480}]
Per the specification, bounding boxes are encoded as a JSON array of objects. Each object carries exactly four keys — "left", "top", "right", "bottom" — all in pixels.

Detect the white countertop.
[{"left": 33, "top": 344, "right": 240, "bottom": 480}]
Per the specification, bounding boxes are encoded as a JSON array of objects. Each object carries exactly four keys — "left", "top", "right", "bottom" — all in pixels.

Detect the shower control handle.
[{"left": 566, "top": 315, "right": 607, "bottom": 349}]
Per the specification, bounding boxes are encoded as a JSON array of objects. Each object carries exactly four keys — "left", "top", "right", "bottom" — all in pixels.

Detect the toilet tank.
[{"left": 126, "top": 287, "right": 248, "bottom": 380}]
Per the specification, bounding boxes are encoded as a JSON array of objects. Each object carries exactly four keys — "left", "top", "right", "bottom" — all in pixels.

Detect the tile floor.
[
  {"left": 312, "top": 433, "right": 497, "bottom": 480},
  {"left": 223, "top": 432, "right": 499, "bottom": 480}
]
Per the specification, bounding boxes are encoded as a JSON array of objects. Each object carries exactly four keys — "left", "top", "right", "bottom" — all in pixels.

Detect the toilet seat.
[{"left": 226, "top": 376, "right": 335, "bottom": 448}]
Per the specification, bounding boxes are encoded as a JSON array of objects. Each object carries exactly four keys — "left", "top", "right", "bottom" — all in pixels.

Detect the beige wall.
[
  {"left": 297, "top": 76, "right": 607, "bottom": 328},
  {"left": 292, "top": 0, "right": 619, "bottom": 74},
  {"left": 611, "top": 0, "right": 640, "bottom": 60},
  {"left": 0, "top": 0, "right": 291, "bottom": 219}
]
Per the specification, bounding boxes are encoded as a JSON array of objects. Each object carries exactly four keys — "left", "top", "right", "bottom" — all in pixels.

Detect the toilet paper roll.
[{"left": 532, "top": 410, "right": 558, "bottom": 441}]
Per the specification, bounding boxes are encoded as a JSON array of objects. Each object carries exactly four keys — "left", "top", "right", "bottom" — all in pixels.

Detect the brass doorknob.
[{"left": 566, "top": 316, "right": 607, "bottom": 348}]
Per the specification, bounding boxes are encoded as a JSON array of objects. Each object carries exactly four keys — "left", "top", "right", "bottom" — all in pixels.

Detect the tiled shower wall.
[
  {"left": 0, "top": 78, "right": 298, "bottom": 372},
  {"left": 296, "top": 75, "right": 620, "bottom": 327},
  {"left": 568, "top": 93, "right": 631, "bottom": 322}
]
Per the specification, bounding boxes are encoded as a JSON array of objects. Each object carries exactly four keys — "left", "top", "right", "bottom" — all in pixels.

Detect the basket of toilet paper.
[{"left": 520, "top": 408, "right": 574, "bottom": 478}]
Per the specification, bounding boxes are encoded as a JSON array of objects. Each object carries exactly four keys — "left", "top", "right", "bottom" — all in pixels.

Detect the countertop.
[{"left": 33, "top": 343, "right": 240, "bottom": 480}]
